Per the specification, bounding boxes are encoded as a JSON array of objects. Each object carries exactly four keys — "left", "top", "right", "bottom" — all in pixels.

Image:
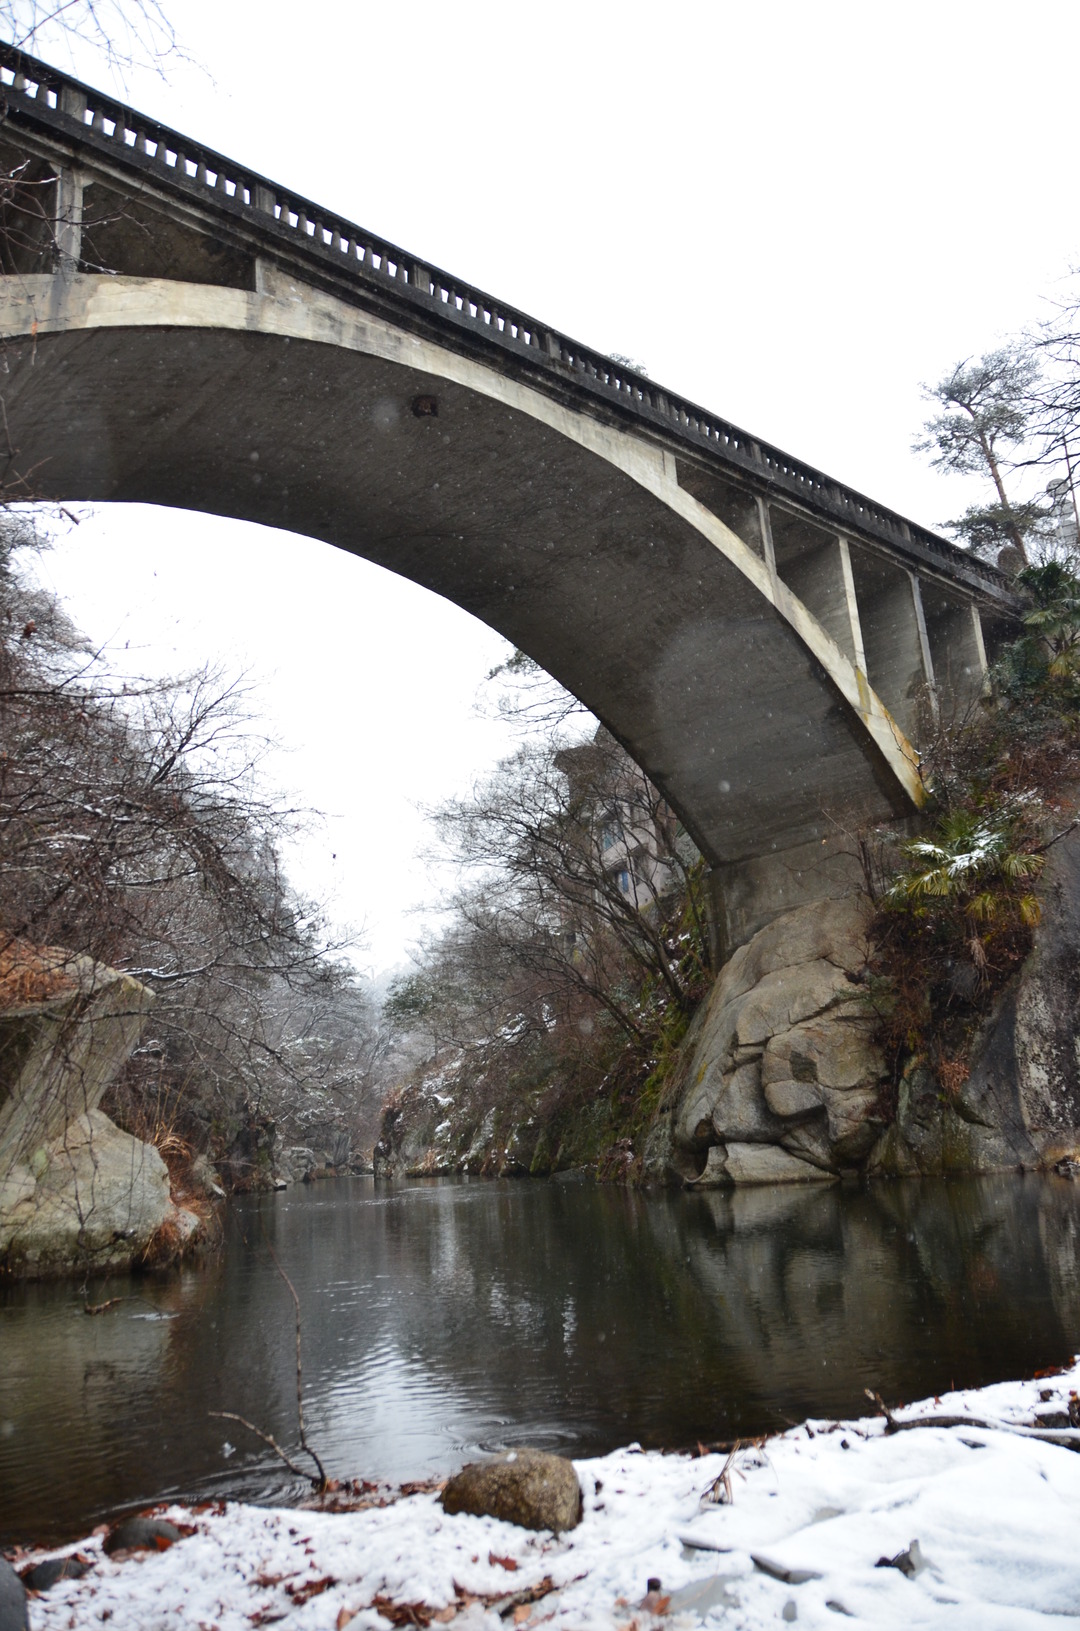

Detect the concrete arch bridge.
[{"left": 0, "top": 47, "right": 1019, "bottom": 948}]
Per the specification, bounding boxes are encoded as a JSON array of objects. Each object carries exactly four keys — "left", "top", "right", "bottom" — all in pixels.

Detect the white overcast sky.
[{"left": 17, "top": 0, "right": 1080, "bottom": 974}]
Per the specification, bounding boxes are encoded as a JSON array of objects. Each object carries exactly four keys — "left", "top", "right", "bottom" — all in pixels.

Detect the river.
[{"left": 2, "top": 1172, "right": 1080, "bottom": 1545}]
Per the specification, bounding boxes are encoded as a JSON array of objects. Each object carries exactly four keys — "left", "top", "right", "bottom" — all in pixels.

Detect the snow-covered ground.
[{"left": 15, "top": 1362, "right": 1080, "bottom": 1629}]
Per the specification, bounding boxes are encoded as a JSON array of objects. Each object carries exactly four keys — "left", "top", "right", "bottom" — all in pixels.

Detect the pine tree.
[{"left": 915, "top": 346, "right": 1044, "bottom": 562}]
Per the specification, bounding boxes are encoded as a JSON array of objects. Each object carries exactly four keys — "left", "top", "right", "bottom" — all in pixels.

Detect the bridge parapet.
[{"left": 0, "top": 45, "right": 1016, "bottom": 613}]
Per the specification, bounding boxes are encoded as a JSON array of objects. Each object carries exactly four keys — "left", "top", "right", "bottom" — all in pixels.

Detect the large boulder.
[
  {"left": 688, "top": 1141, "right": 835, "bottom": 1187},
  {"left": 441, "top": 1448, "right": 582, "bottom": 1532},
  {"left": 0, "top": 1108, "right": 171, "bottom": 1276},
  {"left": 0, "top": 947, "right": 165, "bottom": 1277},
  {"left": 672, "top": 896, "right": 885, "bottom": 1179},
  {"left": 278, "top": 1145, "right": 317, "bottom": 1184},
  {"left": 0, "top": 944, "right": 154, "bottom": 1173}
]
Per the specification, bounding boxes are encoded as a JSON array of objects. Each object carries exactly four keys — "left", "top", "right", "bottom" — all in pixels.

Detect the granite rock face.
[
  {"left": 976, "top": 815, "right": 1080, "bottom": 1163},
  {"left": 676, "top": 818, "right": 1080, "bottom": 1184},
  {"left": 688, "top": 1141, "right": 836, "bottom": 1187},
  {"left": 441, "top": 1448, "right": 583, "bottom": 1532},
  {"left": 0, "top": 948, "right": 155, "bottom": 1173},
  {"left": 870, "top": 819, "right": 1080, "bottom": 1176},
  {"left": 278, "top": 1145, "right": 318, "bottom": 1184},
  {"left": 672, "top": 896, "right": 885, "bottom": 1181},
  {"left": 0, "top": 950, "right": 167, "bottom": 1276},
  {"left": 0, "top": 1108, "right": 171, "bottom": 1276}
]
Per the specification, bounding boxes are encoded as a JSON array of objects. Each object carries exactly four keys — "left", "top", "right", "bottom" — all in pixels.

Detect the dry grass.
[
  {"left": 136, "top": 1210, "right": 187, "bottom": 1271},
  {"left": 0, "top": 938, "right": 78, "bottom": 1007},
  {"left": 938, "top": 1056, "right": 972, "bottom": 1096}
]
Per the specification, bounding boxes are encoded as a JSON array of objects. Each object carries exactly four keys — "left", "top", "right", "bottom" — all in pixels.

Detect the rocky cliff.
[
  {"left": 379, "top": 824, "right": 1080, "bottom": 1187},
  {"left": 0, "top": 943, "right": 204, "bottom": 1277},
  {"left": 660, "top": 825, "right": 1080, "bottom": 1185},
  {"left": 869, "top": 820, "right": 1080, "bottom": 1177}
]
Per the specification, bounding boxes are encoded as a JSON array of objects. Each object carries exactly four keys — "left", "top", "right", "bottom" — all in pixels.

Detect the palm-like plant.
[
  {"left": 887, "top": 809, "right": 1044, "bottom": 934},
  {"left": 1017, "top": 561, "right": 1080, "bottom": 685}
]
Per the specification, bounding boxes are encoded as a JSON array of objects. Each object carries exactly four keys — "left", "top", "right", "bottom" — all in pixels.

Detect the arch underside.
[{"left": 0, "top": 275, "right": 920, "bottom": 868}]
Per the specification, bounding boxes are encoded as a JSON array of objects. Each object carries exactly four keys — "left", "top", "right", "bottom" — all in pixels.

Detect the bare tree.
[
  {"left": 0, "top": 516, "right": 378, "bottom": 1184},
  {"left": 433, "top": 733, "right": 708, "bottom": 1025},
  {"left": 1025, "top": 276, "right": 1080, "bottom": 553},
  {"left": 480, "top": 646, "right": 593, "bottom": 736},
  {"left": 0, "top": 0, "right": 177, "bottom": 74},
  {"left": 387, "top": 726, "right": 710, "bottom": 1074}
]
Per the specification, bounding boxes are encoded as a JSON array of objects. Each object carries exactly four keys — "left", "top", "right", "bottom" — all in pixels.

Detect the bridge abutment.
[{"left": 707, "top": 833, "right": 871, "bottom": 967}]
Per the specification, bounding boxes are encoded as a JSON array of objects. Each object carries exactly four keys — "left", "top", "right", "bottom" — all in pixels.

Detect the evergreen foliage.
[
  {"left": 915, "top": 346, "right": 1045, "bottom": 560},
  {"left": 872, "top": 556, "right": 1080, "bottom": 1084}
]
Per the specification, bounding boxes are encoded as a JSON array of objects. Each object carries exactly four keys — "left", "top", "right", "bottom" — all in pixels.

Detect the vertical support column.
[
  {"left": 53, "top": 165, "right": 83, "bottom": 277},
  {"left": 919, "top": 583, "right": 990, "bottom": 715},
  {"left": 836, "top": 537, "right": 867, "bottom": 673},
  {"left": 756, "top": 496, "right": 777, "bottom": 580},
  {"left": 704, "top": 867, "right": 727, "bottom": 974},
  {"left": 848, "top": 549, "right": 936, "bottom": 739},
  {"left": 909, "top": 574, "right": 939, "bottom": 721},
  {"left": 768, "top": 504, "right": 865, "bottom": 669},
  {"left": 970, "top": 605, "right": 989, "bottom": 690}
]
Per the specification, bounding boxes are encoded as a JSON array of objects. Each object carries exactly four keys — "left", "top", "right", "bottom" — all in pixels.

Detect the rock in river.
[{"left": 441, "top": 1448, "right": 582, "bottom": 1532}]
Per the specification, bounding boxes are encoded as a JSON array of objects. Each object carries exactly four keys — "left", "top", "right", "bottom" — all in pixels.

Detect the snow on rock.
[{"left": 19, "top": 1362, "right": 1080, "bottom": 1629}]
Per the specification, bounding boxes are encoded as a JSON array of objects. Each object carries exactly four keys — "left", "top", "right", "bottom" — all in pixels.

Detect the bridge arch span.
[
  {"left": 0, "top": 46, "right": 1021, "bottom": 942},
  {"left": 0, "top": 269, "right": 924, "bottom": 931}
]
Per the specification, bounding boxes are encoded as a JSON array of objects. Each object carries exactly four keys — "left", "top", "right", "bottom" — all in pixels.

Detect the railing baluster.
[{"left": 59, "top": 84, "right": 85, "bottom": 120}]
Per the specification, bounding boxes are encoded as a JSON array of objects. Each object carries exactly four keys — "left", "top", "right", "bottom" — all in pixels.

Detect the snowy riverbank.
[{"left": 13, "top": 1361, "right": 1080, "bottom": 1629}]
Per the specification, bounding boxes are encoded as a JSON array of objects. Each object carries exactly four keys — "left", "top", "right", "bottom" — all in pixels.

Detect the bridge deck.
[{"left": 0, "top": 43, "right": 1013, "bottom": 611}]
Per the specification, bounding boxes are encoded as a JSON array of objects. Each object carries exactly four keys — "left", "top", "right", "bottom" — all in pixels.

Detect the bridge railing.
[{"left": 0, "top": 46, "right": 1013, "bottom": 598}]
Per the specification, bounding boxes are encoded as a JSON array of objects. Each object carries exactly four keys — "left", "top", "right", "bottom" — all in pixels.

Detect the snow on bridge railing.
[{"left": 0, "top": 46, "right": 1013, "bottom": 597}]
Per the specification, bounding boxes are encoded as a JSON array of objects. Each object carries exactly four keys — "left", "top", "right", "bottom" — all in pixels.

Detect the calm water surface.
[{"left": 3, "top": 1172, "right": 1080, "bottom": 1543}]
